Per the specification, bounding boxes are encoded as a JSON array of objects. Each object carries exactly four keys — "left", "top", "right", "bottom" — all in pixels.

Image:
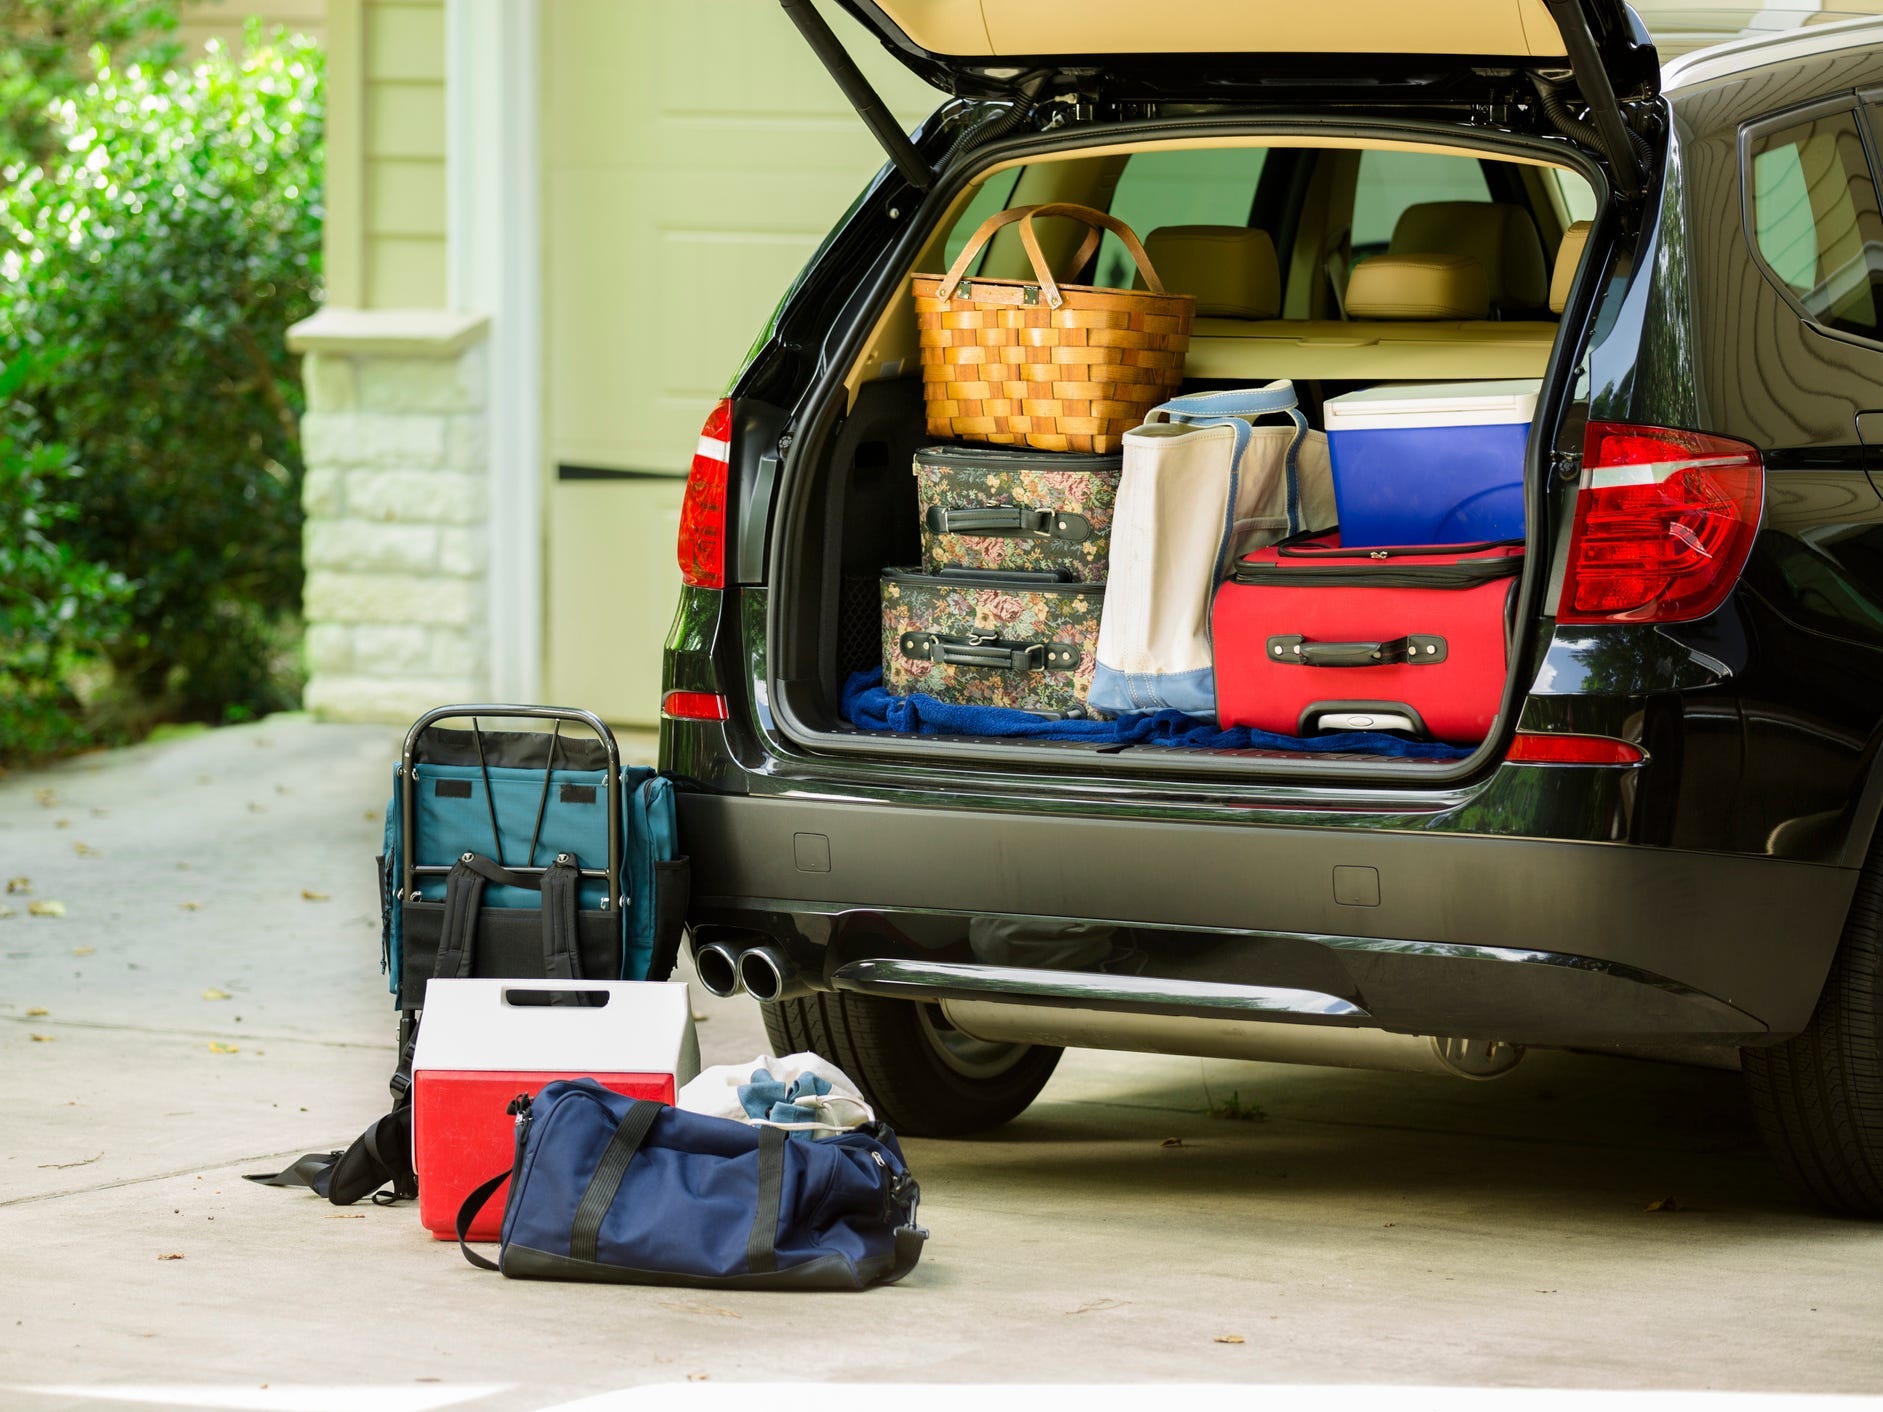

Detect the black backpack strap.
[
  {"left": 245, "top": 1100, "right": 416, "bottom": 1206},
  {"left": 433, "top": 853, "right": 489, "bottom": 981},
  {"left": 539, "top": 852, "right": 585, "bottom": 1002},
  {"left": 434, "top": 850, "right": 585, "bottom": 999}
]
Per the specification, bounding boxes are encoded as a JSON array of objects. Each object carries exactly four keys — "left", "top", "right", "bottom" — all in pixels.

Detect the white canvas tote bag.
[{"left": 1089, "top": 382, "right": 1333, "bottom": 717}]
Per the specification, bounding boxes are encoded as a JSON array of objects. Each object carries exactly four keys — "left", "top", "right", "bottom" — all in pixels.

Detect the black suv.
[{"left": 659, "top": 1, "right": 1883, "bottom": 1217}]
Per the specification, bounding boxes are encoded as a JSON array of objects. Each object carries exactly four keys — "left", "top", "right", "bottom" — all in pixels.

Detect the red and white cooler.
[
  {"left": 410, "top": 978, "right": 700, "bottom": 1240},
  {"left": 1211, "top": 531, "right": 1524, "bottom": 744}
]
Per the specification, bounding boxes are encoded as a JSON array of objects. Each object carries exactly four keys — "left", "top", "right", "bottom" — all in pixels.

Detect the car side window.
[
  {"left": 1094, "top": 146, "right": 1268, "bottom": 287},
  {"left": 1746, "top": 104, "right": 1883, "bottom": 341},
  {"left": 1350, "top": 149, "right": 1492, "bottom": 262}
]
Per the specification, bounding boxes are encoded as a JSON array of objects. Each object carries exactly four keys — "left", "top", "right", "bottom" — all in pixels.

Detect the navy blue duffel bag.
[{"left": 456, "top": 1078, "right": 927, "bottom": 1290}]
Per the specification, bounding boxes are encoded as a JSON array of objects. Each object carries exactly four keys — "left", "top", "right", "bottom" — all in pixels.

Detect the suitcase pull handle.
[
  {"left": 900, "top": 631, "right": 1083, "bottom": 673},
  {"left": 1267, "top": 634, "right": 1448, "bottom": 667},
  {"left": 925, "top": 504, "right": 1093, "bottom": 543}
]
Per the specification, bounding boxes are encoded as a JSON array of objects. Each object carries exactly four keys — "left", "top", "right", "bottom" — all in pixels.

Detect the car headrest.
[
  {"left": 1549, "top": 220, "right": 1592, "bottom": 314},
  {"left": 1133, "top": 225, "right": 1281, "bottom": 319},
  {"left": 1344, "top": 253, "right": 1490, "bottom": 320},
  {"left": 1390, "top": 201, "right": 1549, "bottom": 314}
]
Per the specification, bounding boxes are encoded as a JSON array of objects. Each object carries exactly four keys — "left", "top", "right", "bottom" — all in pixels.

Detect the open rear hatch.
[
  {"left": 790, "top": 0, "right": 1660, "bottom": 195},
  {"left": 753, "top": 0, "right": 1663, "bottom": 781}
]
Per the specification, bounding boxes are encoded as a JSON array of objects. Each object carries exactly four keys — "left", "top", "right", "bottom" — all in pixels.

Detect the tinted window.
[
  {"left": 1350, "top": 149, "right": 1491, "bottom": 259},
  {"left": 1748, "top": 107, "right": 1883, "bottom": 340},
  {"left": 1095, "top": 146, "right": 1268, "bottom": 287}
]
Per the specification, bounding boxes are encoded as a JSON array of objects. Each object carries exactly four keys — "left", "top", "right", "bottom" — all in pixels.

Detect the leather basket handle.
[
  {"left": 1018, "top": 202, "right": 1168, "bottom": 309},
  {"left": 934, "top": 202, "right": 1107, "bottom": 301}
]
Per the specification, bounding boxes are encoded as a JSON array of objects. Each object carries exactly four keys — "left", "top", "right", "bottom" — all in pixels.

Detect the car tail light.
[
  {"left": 662, "top": 690, "right": 729, "bottom": 722},
  {"left": 1506, "top": 732, "right": 1643, "bottom": 765},
  {"left": 678, "top": 398, "right": 733, "bottom": 590},
  {"left": 1557, "top": 422, "right": 1762, "bottom": 624}
]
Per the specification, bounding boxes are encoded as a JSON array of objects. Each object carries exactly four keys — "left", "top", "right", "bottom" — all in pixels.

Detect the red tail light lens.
[
  {"left": 1557, "top": 423, "right": 1762, "bottom": 624},
  {"left": 1506, "top": 732, "right": 1644, "bottom": 765},
  {"left": 678, "top": 398, "right": 733, "bottom": 590},
  {"left": 662, "top": 690, "right": 729, "bottom": 722}
]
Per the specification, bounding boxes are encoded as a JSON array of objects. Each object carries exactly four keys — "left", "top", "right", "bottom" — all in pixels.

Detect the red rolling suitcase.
[{"left": 1211, "top": 531, "right": 1523, "bottom": 744}]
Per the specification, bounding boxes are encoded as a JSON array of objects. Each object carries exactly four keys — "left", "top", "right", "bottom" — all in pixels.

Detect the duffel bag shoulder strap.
[{"left": 457, "top": 1097, "right": 666, "bottom": 1272}]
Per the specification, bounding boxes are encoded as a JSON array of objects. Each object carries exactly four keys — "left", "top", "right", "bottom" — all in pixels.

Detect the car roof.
[{"left": 1652, "top": 6, "right": 1883, "bottom": 89}]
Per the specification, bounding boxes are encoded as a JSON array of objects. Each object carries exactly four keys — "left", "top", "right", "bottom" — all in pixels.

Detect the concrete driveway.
[{"left": 2, "top": 717, "right": 1880, "bottom": 1411}]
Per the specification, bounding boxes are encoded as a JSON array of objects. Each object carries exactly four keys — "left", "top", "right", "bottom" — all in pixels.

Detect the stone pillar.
[{"left": 287, "top": 309, "right": 495, "bottom": 722}]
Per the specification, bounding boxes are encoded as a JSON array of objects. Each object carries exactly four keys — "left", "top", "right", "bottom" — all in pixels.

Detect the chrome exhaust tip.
[
  {"left": 737, "top": 946, "right": 810, "bottom": 1004},
  {"left": 692, "top": 940, "right": 744, "bottom": 998}
]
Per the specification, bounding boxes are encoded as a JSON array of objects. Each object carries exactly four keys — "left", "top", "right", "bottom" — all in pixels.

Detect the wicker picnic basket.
[{"left": 912, "top": 203, "right": 1194, "bottom": 455}]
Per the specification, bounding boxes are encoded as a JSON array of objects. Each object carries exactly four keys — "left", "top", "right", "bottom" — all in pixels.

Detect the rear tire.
[
  {"left": 761, "top": 990, "right": 1061, "bottom": 1137},
  {"left": 1743, "top": 847, "right": 1883, "bottom": 1217}
]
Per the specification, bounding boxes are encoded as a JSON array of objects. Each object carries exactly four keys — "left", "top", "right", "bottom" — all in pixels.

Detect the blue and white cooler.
[{"left": 1323, "top": 379, "right": 1540, "bottom": 547}]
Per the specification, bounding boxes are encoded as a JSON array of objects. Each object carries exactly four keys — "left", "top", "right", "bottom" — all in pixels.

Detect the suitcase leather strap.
[
  {"left": 926, "top": 504, "right": 1093, "bottom": 542},
  {"left": 900, "top": 631, "right": 1083, "bottom": 673},
  {"left": 434, "top": 851, "right": 588, "bottom": 1005}
]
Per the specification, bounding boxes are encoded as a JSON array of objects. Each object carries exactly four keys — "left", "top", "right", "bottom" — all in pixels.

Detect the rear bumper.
[{"left": 677, "top": 792, "right": 1855, "bottom": 1046}]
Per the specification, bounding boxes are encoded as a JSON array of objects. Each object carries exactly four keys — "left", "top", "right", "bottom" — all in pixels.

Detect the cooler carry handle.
[
  {"left": 1266, "top": 634, "right": 1449, "bottom": 667},
  {"left": 925, "top": 504, "right": 1093, "bottom": 542},
  {"left": 900, "top": 631, "right": 1083, "bottom": 674}
]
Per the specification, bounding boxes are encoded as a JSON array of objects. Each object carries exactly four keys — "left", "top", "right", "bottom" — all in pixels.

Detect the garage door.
[{"left": 541, "top": 0, "right": 935, "bottom": 723}]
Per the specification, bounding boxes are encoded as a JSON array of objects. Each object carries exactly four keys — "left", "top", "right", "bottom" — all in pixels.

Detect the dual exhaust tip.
[{"left": 693, "top": 940, "right": 807, "bottom": 1003}]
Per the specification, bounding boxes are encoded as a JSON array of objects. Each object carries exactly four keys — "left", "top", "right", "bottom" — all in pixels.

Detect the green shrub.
[
  {"left": 0, "top": 354, "right": 131, "bottom": 763},
  {"left": 1, "top": 29, "right": 323, "bottom": 723},
  {"left": 0, "top": 0, "right": 180, "bottom": 174}
]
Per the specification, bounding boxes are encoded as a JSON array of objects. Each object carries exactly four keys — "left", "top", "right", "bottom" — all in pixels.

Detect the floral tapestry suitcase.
[
  {"left": 881, "top": 567, "right": 1105, "bottom": 717},
  {"left": 913, "top": 444, "right": 1121, "bottom": 582}
]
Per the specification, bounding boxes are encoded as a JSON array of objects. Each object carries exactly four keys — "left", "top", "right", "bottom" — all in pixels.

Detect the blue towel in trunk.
[{"left": 840, "top": 670, "right": 1470, "bottom": 760}]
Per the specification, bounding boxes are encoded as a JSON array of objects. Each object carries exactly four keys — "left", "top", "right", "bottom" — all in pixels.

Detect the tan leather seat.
[
  {"left": 1135, "top": 225, "right": 1282, "bottom": 318},
  {"left": 1344, "top": 253, "right": 1490, "bottom": 320},
  {"left": 1120, "top": 221, "right": 1558, "bottom": 380},
  {"left": 1549, "top": 220, "right": 1592, "bottom": 314},
  {"left": 1390, "top": 201, "right": 1550, "bottom": 317}
]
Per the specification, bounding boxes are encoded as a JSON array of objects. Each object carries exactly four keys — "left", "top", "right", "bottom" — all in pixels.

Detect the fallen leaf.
[
  {"left": 6, "top": 877, "right": 30, "bottom": 894},
  {"left": 0, "top": 905, "right": 15, "bottom": 919},
  {"left": 691, "top": 1011, "right": 709, "bottom": 1022},
  {"left": 362, "top": 810, "right": 377, "bottom": 821},
  {"left": 201, "top": 988, "right": 231, "bottom": 1001},
  {"left": 1214, "top": 1335, "right": 1246, "bottom": 1345},
  {"left": 300, "top": 889, "right": 329, "bottom": 902},
  {"left": 26, "top": 1006, "right": 47, "bottom": 1016},
  {"left": 1644, "top": 1197, "right": 1681, "bottom": 1213},
  {"left": 323, "top": 1213, "right": 366, "bottom": 1220},
  {"left": 55, "top": 818, "right": 70, "bottom": 829},
  {"left": 37, "top": 1153, "right": 101, "bottom": 1170},
  {"left": 1070, "top": 1298, "right": 1129, "bottom": 1316},
  {"left": 686, "top": 1375, "right": 711, "bottom": 1383},
  {"left": 246, "top": 802, "right": 266, "bottom": 814},
  {"left": 28, "top": 900, "right": 65, "bottom": 918},
  {"left": 34, "top": 788, "right": 57, "bottom": 807},
  {"left": 90, "top": 808, "right": 108, "bottom": 817},
  {"left": 30, "top": 1033, "right": 53, "bottom": 1042},
  {"left": 71, "top": 946, "right": 94, "bottom": 956},
  {"left": 157, "top": 1252, "right": 184, "bottom": 1261},
  {"left": 1161, "top": 1137, "right": 1185, "bottom": 1148},
  {"left": 179, "top": 901, "right": 201, "bottom": 911},
  {"left": 660, "top": 1300, "right": 741, "bottom": 1319},
  {"left": 207, "top": 1042, "right": 238, "bottom": 1054},
  {"left": 73, "top": 841, "right": 98, "bottom": 857}
]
